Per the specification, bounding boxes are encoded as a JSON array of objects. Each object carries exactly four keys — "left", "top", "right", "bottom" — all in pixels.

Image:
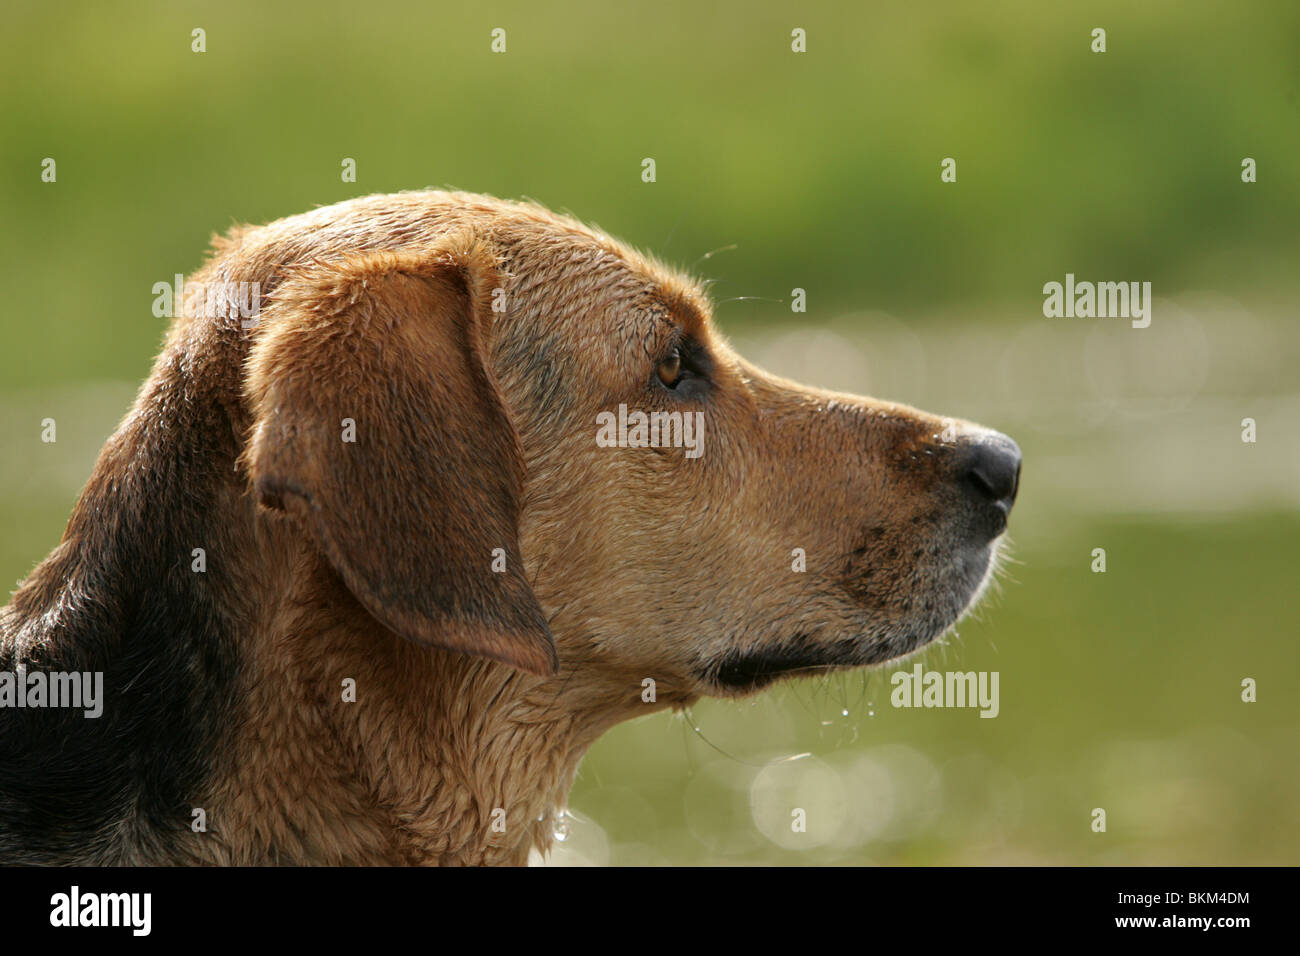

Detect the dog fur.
[{"left": 0, "top": 191, "right": 1019, "bottom": 865}]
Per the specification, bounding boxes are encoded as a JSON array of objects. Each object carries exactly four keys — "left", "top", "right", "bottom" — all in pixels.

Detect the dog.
[{"left": 0, "top": 191, "right": 1020, "bottom": 865}]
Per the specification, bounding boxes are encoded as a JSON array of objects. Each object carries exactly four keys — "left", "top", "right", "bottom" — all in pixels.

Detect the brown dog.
[{"left": 0, "top": 191, "right": 1020, "bottom": 865}]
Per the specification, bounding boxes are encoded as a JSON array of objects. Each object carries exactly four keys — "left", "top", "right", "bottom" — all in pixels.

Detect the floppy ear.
[{"left": 243, "top": 236, "right": 558, "bottom": 675}]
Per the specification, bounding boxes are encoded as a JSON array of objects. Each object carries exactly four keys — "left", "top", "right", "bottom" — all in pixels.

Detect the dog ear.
[{"left": 243, "top": 237, "right": 558, "bottom": 676}]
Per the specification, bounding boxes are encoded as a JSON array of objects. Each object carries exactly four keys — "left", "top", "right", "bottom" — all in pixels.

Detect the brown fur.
[{"left": 0, "top": 191, "right": 1019, "bottom": 865}]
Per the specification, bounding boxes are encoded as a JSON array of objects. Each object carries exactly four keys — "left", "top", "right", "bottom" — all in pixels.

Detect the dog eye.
[{"left": 656, "top": 349, "right": 683, "bottom": 388}]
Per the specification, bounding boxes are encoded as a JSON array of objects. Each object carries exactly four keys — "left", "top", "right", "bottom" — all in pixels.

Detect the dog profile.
[{"left": 0, "top": 191, "right": 1020, "bottom": 865}]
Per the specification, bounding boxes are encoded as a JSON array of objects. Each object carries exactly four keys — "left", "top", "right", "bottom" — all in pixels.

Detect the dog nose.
[{"left": 958, "top": 432, "right": 1021, "bottom": 514}]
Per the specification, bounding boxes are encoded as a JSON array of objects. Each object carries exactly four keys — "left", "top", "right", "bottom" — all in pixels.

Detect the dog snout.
[{"left": 956, "top": 431, "right": 1022, "bottom": 524}]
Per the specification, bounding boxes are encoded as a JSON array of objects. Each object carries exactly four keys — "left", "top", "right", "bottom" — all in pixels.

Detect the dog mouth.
[
  {"left": 703, "top": 538, "right": 1009, "bottom": 695},
  {"left": 704, "top": 635, "right": 880, "bottom": 694}
]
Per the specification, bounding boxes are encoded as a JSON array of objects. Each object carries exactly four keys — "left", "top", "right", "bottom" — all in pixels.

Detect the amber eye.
[{"left": 656, "top": 349, "right": 683, "bottom": 387}]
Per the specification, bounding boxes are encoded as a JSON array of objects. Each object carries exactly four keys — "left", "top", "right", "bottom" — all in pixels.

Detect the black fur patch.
[{"left": 0, "top": 374, "right": 241, "bottom": 864}]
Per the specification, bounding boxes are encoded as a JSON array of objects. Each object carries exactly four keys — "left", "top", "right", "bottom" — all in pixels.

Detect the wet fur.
[{"left": 0, "top": 191, "right": 1007, "bottom": 865}]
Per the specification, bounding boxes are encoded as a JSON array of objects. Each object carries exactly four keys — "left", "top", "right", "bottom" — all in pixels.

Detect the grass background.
[{"left": 2, "top": 0, "right": 1297, "bottom": 863}]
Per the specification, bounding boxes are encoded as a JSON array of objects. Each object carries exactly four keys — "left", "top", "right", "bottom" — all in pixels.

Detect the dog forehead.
[
  {"left": 247, "top": 189, "right": 712, "bottom": 366},
  {"left": 498, "top": 224, "right": 710, "bottom": 361}
]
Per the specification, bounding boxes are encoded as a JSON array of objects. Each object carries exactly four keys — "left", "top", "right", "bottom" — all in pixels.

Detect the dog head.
[{"left": 243, "top": 193, "right": 1020, "bottom": 710}]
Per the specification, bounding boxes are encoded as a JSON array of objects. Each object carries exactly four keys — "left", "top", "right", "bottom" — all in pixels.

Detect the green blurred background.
[{"left": 2, "top": 1, "right": 1297, "bottom": 864}]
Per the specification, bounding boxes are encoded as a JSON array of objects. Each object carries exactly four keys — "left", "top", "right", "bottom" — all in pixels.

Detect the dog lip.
[
  {"left": 712, "top": 658, "right": 794, "bottom": 691},
  {"left": 706, "top": 637, "right": 858, "bottom": 691}
]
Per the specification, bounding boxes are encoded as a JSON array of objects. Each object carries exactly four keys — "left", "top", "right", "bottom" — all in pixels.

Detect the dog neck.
[{"left": 203, "top": 549, "right": 610, "bottom": 866}]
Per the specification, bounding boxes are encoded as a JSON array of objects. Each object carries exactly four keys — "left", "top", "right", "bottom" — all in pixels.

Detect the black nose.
[{"left": 959, "top": 433, "right": 1021, "bottom": 514}]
